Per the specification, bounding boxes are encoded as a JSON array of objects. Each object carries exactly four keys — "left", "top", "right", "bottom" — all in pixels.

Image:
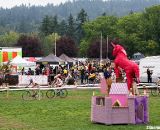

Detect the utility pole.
[
  {"left": 54, "top": 33, "right": 56, "bottom": 56},
  {"left": 100, "top": 32, "right": 102, "bottom": 62},
  {"left": 106, "top": 35, "right": 108, "bottom": 59}
]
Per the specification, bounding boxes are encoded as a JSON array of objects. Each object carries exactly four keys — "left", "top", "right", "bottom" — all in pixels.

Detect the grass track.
[{"left": 0, "top": 90, "right": 159, "bottom": 130}]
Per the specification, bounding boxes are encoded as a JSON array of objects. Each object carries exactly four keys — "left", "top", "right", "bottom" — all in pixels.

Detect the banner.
[
  {"left": 3, "top": 51, "right": 8, "bottom": 62},
  {"left": 12, "top": 52, "right": 17, "bottom": 59},
  {"left": 18, "top": 51, "right": 22, "bottom": 57},
  {"left": 8, "top": 52, "right": 12, "bottom": 60}
]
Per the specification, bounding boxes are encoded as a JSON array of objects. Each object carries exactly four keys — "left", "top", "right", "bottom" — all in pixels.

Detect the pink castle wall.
[{"left": 110, "top": 94, "right": 128, "bottom": 106}]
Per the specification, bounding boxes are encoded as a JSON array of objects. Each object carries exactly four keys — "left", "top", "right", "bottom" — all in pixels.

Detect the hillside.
[{"left": 0, "top": 0, "right": 160, "bottom": 33}]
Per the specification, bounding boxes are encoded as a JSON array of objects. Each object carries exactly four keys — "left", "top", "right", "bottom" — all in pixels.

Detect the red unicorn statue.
[{"left": 111, "top": 42, "right": 140, "bottom": 90}]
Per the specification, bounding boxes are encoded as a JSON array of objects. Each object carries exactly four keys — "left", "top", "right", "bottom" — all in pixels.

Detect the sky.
[{"left": 0, "top": 0, "right": 70, "bottom": 8}]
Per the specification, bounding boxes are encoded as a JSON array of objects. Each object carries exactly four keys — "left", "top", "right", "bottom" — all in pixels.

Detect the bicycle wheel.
[
  {"left": 151, "top": 88, "right": 159, "bottom": 96},
  {"left": 34, "top": 91, "right": 44, "bottom": 100},
  {"left": 22, "top": 91, "right": 32, "bottom": 100},
  {"left": 46, "top": 90, "right": 56, "bottom": 98},
  {"left": 59, "top": 89, "right": 68, "bottom": 98}
]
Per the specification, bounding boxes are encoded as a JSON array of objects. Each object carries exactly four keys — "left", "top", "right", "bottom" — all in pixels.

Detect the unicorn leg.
[{"left": 126, "top": 73, "right": 133, "bottom": 90}]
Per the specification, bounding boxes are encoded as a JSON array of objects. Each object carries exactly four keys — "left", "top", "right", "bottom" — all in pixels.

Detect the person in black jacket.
[{"left": 147, "top": 68, "right": 152, "bottom": 83}]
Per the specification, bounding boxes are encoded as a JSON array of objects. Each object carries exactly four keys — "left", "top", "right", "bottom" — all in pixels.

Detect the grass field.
[{"left": 0, "top": 89, "right": 159, "bottom": 130}]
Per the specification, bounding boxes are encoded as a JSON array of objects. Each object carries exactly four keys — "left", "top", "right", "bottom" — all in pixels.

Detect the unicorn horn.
[{"left": 111, "top": 42, "right": 115, "bottom": 47}]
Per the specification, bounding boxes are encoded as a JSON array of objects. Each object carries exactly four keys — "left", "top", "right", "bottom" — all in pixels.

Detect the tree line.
[
  {"left": 0, "top": 5, "right": 160, "bottom": 59},
  {"left": 0, "top": 0, "right": 160, "bottom": 34}
]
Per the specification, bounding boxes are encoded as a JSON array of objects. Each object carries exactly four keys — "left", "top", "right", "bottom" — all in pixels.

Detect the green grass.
[{"left": 0, "top": 89, "right": 159, "bottom": 130}]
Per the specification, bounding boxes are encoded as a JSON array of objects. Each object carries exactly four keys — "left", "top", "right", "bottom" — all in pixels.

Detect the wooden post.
[
  {"left": 6, "top": 83, "right": 9, "bottom": 99},
  {"left": 38, "top": 86, "right": 41, "bottom": 100}
]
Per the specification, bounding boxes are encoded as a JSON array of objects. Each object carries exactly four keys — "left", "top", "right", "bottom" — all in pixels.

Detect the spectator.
[
  {"left": 21, "top": 67, "right": 25, "bottom": 75},
  {"left": 103, "top": 67, "right": 112, "bottom": 96},
  {"left": 147, "top": 68, "right": 152, "bottom": 83},
  {"left": 35, "top": 66, "right": 40, "bottom": 75},
  {"left": 88, "top": 63, "right": 92, "bottom": 74},
  {"left": 80, "top": 67, "right": 85, "bottom": 84},
  {"left": 84, "top": 70, "right": 89, "bottom": 83},
  {"left": 28, "top": 68, "right": 32, "bottom": 75}
]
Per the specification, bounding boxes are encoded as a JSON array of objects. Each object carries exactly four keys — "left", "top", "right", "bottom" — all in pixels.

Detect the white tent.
[
  {"left": 10, "top": 55, "right": 36, "bottom": 67},
  {"left": 139, "top": 56, "right": 160, "bottom": 82}
]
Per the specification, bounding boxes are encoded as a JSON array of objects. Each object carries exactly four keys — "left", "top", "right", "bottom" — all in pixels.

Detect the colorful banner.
[
  {"left": 18, "top": 51, "right": 22, "bottom": 57},
  {"left": 8, "top": 52, "right": 12, "bottom": 60},
  {"left": 0, "top": 48, "right": 22, "bottom": 63},
  {"left": 12, "top": 52, "right": 17, "bottom": 59},
  {"left": 3, "top": 52, "right": 8, "bottom": 62}
]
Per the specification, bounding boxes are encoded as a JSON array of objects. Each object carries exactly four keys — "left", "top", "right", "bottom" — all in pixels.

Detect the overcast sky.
[{"left": 0, "top": 0, "right": 70, "bottom": 8}]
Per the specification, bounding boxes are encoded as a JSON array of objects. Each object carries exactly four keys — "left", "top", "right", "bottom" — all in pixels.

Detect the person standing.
[
  {"left": 103, "top": 67, "right": 112, "bottom": 96},
  {"left": 21, "top": 67, "right": 25, "bottom": 75},
  {"left": 147, "top": 68, "right": 152, "bottom": 83},
  {"left": 80, "top": 66, "right": 85, "bottom": 84}
]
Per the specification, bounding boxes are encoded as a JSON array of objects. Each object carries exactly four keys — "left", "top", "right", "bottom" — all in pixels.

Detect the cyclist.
[
  {"left": 53, "top": 74, "right": 63, "bottom": 88},
  {"left": 26, "top": 78, "right": 39, "bottom": 97}
]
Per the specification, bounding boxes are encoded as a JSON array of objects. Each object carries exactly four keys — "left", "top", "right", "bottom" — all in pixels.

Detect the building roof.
[
  {"left": 36, "top": 54, "right": 64, "bottom": 64},
  {"left": 59, "top": 53, "right": 75, "bottom": 63},
  {"left": 109, "top": 83, "right": 129, "bottom": 95}
]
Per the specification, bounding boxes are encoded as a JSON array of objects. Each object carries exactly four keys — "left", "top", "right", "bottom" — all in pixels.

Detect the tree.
[
  {"left": 76, "top": 9, "right": 88, "bottom": 44},
  {"left": 39, "top": 15, "right": 52, "bottom": 36},
  {"left": 0, "top": 31, "right": 20, "bottom": 47},
  {"left": 80, "top": 16, "right": 118, "bottom": 57},
  {"left": 42, "top": 33, "right": 60, "bottom": 56},
  {"left": 136, "top": 40, "right": 159, "bottom": 56},
  {"left": 140, "top": 5, "right": 160, "bottom": 55},
  {"left": 66, "top": 14, "right": 76, "bottom": 40},
  {"left": 79, "top": 40, "right": 88, "bottom": 57},
  {"left": 116, "top": 13, "right": 142, "bottom": 56},
  {"left": 15, "top": 35, "right": 43, "bottom": 57},
  {"left": 50, "top": 15, "right": 59, "bottom": 33},
  {"left": 18, "top": 18, "right": 31, "bottom": 33},
  {"left": 87, "top": 38, "right": 113, "bottom": 59},
  {"left": 55, "top": 36, "right": 77, "bottom": 57},
  {"left": 59, "top": 20, "right": 67, "bottom": 36}
]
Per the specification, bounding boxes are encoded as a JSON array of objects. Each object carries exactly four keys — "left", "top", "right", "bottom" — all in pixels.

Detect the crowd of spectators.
[{"left": 20, "top": 60, "right": 117, "bottom": 85}]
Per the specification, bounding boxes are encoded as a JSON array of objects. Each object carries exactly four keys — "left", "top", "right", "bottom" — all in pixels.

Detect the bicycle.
[
  {"left": 151, "top": 85, "right": 160, "bottom": 96},
  {"left": 151, "top": 78, "right": 160, "bottom": 96},
  {"left": 22, "top": 82, "right": 43, "bottom": 100},
  {"left": 46, "top": 88, "right": 68, "bottom": 98},
  {"left": 47, "top": 75, "right": 68, "bottom": 98}
]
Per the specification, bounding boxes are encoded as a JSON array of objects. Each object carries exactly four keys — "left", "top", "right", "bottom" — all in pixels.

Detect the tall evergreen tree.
[
  {"left": 66, "top": 14, "right": 76, "bottom": 40},
  {"left": 59, "top": 20, "right": 67, "bottom": 36},
  {"left": 50, "top": 15, "right": 59, "bottom": 33},
  {"left": 39, "top": 15, "right": 52, "bottom": 36},
  {"left": 76, "top": 9, "right": 88, "bottom": 44}
]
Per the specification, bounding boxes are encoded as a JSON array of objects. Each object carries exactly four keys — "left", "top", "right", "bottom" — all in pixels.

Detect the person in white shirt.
[{"left": 53, "top": 74, "right": 63, "bottom": 87}]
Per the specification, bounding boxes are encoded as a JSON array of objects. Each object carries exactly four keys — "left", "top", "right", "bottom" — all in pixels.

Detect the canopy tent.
[
  {"left": 27, "top": 57, "right": 37, "bottom": 62},
  {"left": 133, "top": 52, "right": 145, "bottom": 60},
  {"left": 36, "top": 54, "right": 64, "bottom": 64},
  {"left": 10, "top": 55, "right": 36, "bottom": 67},
  {"left": 59, "top": 53, "right": 76, "bottom": 63}
]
